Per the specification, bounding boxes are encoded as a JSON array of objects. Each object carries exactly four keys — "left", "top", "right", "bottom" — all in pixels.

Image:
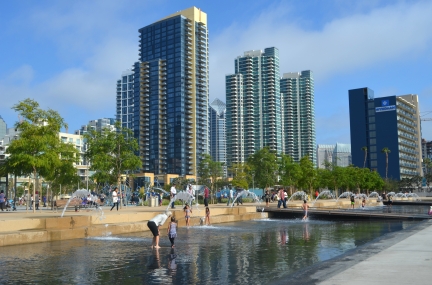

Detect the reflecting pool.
[{"left": 0, "top": 218, "right": 420, "bottom": 284}]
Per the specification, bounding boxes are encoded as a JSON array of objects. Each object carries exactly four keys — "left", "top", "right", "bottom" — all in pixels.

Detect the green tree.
[
  {"left": 1, "top": 99, "right": 79, "bottom": 212},
  {"left": 361, "top": 146, "right": 368, "bottom": 168},
  {"left": 381, "top": 147, "right": 391, "bottom": 179},
  {"left": 278, "top": 154, "right": 302, "bottom": 195},
  {"left": 247, "top": 147, "right": 278, "bottom": 189},
  {"left": 298, "top": 155, "right": 317, "bottom": 197},
  {"left": 197, "top": 154, "right": 224, "bottom": 203},
  {"left": 84, "top": 121, "right": 141, "bottom": 208},
  {"left": 229, "top": 163, "right": 249, "bottom": 189}
]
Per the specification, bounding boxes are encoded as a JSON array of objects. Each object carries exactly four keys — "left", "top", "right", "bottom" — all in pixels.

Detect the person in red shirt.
[{"left": 204, "top": 187, "right": 210, "bottom": 207}]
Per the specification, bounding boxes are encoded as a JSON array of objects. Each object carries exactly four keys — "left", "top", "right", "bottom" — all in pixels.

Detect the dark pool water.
[{"left": 0, "top": 218, "right": 420, "bottom": 284}]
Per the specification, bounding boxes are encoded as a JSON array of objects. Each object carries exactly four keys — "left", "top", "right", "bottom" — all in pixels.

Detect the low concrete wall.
[{"left": 0, "top": 206, "right": 266, "bottom": 247}]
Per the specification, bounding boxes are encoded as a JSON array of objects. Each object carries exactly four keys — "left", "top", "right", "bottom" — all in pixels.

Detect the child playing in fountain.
[
  {"left": 184, "top": 203, "right": 192, "bottom": 227},
  {"left": 205, "top": 207, "right": 211, "bottom": 225},
  {"left": 302, "top": 200, "right": 308, "bottom": 220},
  {"left": 362, "top": 198, "right": 366, "bottom": 208},
  {"left": 167, "top": 216, "right": 177, "bottom": 248}
]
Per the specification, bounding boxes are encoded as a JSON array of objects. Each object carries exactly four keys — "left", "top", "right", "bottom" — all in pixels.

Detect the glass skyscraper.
[
  {"left": 209, "top": 98, "right": 227, "bottom": 176},
  {"left": 226, "top": 47, "right": 282, "bottom": 167},
  {"left": 117, "top": 7, "right": 209, "bottom": 176},
  {"left": 280, "top": 70, "right": 316, "bottom": 163}
]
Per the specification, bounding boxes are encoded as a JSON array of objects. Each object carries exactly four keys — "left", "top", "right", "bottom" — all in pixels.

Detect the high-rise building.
[
  {"left": 0, "top": 116, "right": 6, "bottom": 140},
  {"left": 349, "top": 87, "right": 422, "bottom": 180},
  {"left": 226, "top": 47, "right": 281, "bottom": 167},
  {"left": 209, "top": 98, "right": 227, "bottom": 176},
  {"left": 422, "top": 138, "right": 432, "bottom": 160},
  {"left": 280, "top": 71, "right": 316, "bottom": 163},
  {"left": 75, "top": 118, "right": 116, "bottom": 135},
  {"left": 116, "top": 70, "right": 135, "bottom": 130},
  {"left": 119, "top": 7, "right": 209, "bottom": 176},
  {"left": 316, "top": 143, "right": 352, "bottom": 168}
]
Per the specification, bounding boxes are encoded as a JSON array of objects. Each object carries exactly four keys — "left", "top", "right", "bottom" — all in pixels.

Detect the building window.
[
  {"left": 369, "top": 124, "right": 376, "bottom": 131},
  {"left": 369, "top": 131, "right": 376, "bottom": 138},
  {"left": 371, "top": 160, "right": 377, "bottom": 167},
  {"left": 370, "top": 138, "right": 376, "bottom": 145},
  {"left": 370, "top": 153, "right": 377, "bottom": 160}
]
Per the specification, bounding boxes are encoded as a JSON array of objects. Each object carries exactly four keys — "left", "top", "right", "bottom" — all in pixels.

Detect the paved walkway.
[{"left": 318, "top": 220, "right": 432, "bottom": 285}]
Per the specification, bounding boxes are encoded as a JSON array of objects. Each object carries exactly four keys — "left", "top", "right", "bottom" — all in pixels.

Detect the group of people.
[
  {"left": 263, "top": 188, "right": 308, "bottom": 220},
  {"left": 147, "top": 205, "right": 211, "bottom": 248}
]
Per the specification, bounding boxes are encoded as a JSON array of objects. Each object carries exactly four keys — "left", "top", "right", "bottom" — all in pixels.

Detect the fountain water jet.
[
  {"left": 166, "top": 191, "right": 196, "bottom": 211},
  {"left": 312, "top": 190, "right": 336, "bottom": 207},
  {"left": 60, "top": 189, "right": 105, "bottom": 220},
  {"left": 230, "top": 190, "right": 261, "bottom": 207}
]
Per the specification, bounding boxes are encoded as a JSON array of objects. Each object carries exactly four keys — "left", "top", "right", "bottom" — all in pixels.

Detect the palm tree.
[
  {"left": 381, "top": 147, "right": 391, "bottom": 179},
  {"left": 361, "top": 146, "right": 368, "bottom": 168}
]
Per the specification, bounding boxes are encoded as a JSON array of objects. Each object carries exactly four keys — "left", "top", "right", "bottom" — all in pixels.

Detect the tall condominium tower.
[
  {"left": 226, "top": 47, "right": 281, "bottom": 167},
  {"left": 116, "top": 70, "right": 135, "bottom": 130},
  {"left": 280, "top": 70, "right": 316, "bottom": 163},
  {"left": 349, "top": 88, "right": 422, "bottom": 180},
  {"left": 209, "top": 98, "right": 227, "bottom": 176},
  {"left": 127, "top": 7, "right": 209, "bottom": 176}
]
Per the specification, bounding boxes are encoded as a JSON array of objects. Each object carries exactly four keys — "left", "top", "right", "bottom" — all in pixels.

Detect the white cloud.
[
  {"left": 0, "top": 1, "right": 141, "bottom": 130},
  {"left": 210, "top": 1, "right": 432, "bottom": 99},
  {"left": 209, "top": 0, "right": 432, "bottom": 144}
]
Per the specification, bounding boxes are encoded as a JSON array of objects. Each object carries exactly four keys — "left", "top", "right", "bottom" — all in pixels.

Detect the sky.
[{"left": 1, "top": 0, "right": 431, "bottom": 144}]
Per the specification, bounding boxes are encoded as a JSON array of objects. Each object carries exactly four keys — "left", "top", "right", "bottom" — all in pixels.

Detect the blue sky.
[{"left": 1, "top": 0, "right": 431, "bottom": 144}]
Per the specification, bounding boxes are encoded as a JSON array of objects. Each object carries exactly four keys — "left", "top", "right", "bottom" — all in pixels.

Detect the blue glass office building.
[
  {"left": 349, "top": 88, "right": 422, "bottom": 180},
  {"left": 117, "top": 7, "right": 209, "bottom": 176}
]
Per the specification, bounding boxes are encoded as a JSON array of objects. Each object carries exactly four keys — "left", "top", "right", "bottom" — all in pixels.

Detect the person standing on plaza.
[
  {"left": 204, "top": 186, "right": 210, "bottom": 207},
  {"left": 227, "top": 187, "right": 234, "bottom": 206},
  {"left": 170, "top": 183, "right": 177, "bottom": 209},
  {"left": 264, "top": 190, "right": 271, "bottom": 207},
  {"left": 216, "top": 189, "right": 221, "bottom": 203},
  {"left": 167, "top": 216, "right": 177, "bottom": 248},
  {"left": 147, "top": 211, "right": 172, "bottom": 249},
  {"left": 277, "top": 188, "right": 287, "bottom": 208},
  {"left": 110, "top": 188, "right": 119, "bottom": 211},
  {"left": 35, "top": 191, "right": 40, "bottom": 210},
  {"left": 236, "top": 188, "right": 243, "bottom": 206},
  {"left": 0, "top": 190, "right": 5, "bottom": 211},
  {"left": 302, "top": 200, "right": 308, "bottom": 220}
]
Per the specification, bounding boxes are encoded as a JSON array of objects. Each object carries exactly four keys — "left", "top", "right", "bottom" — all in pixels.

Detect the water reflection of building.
[{"left": 317, "top": 143, "right": 352, "bottom": 168}]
